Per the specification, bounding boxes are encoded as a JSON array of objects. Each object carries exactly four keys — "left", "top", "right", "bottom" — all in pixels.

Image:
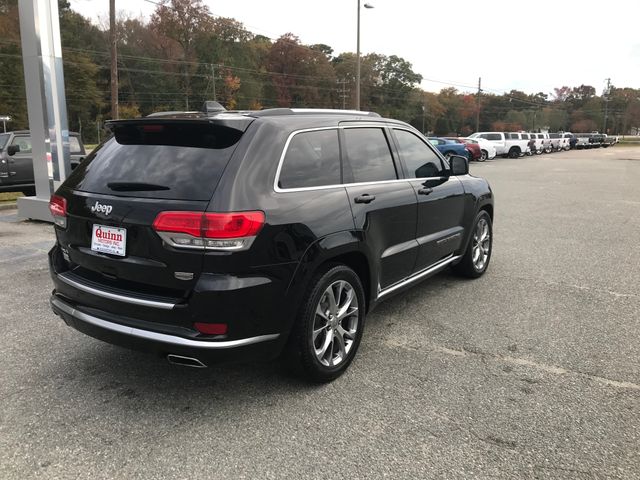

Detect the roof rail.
[{"left": 253, "top": 108, "right": 381, "bottom": 118}]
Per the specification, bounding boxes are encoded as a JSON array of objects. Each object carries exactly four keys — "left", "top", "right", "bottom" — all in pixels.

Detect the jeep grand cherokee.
[{"left": 48, "top": 105, "right": 493, "bottom": 382}]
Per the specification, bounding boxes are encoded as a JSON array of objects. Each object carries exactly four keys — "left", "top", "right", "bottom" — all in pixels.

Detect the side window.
[
  {"left": 394, "top": 129, "right": 446, "bottom": 179},
  {"left": 487, "top": 133, "right": 502, "bottom": 141},
  {"left": 10, "top": 135, "right": 32, "bottom": 154},
  {"left": 278, "top": 129, "right": 341, "bottom": 189},
  {"left": 69, "top": 136, "right": 82, "bottom": 154},
  {"left": 343, "top": 128, "right": 397, "bottom": 183}
]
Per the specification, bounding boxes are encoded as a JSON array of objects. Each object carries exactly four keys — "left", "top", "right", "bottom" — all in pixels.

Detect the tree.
[
  {"left": 267, "top": 34, "right": 335, "bottom": 108},
  {"left": 150, "top": 0, "right": 214, "bottom": 109}
]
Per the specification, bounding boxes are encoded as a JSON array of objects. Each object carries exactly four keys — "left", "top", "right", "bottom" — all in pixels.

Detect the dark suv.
[
  {"left": 48, "top": 106, "right": 493, "bottom": 382},
  {"left": 0, "top": 130, "right": 86, "bottom": 194}
]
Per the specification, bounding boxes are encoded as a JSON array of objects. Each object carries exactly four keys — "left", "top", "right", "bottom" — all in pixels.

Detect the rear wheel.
[
  {"left": 453, "top": 211, "right": 492, "bottom": 278},
  {"left": 479, "top": 150, "right": 488, "bottom": 162},
  {"left": 508, "top": 147, "right": 520, "bottom": 158},
  {"left": 287, "top": 265, "right": 365, "bottom": 383}
]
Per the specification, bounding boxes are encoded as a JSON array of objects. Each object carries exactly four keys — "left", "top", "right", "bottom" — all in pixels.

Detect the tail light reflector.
[
  {"left": 194, "top": 322, "right": 228, "bottom": 335},
  {"left": 49, "top": 195, "right": 67, "bottom": 228}
]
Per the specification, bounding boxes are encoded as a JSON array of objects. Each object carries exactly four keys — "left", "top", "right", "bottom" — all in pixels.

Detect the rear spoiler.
[{"left": 105, "top": 116, "right": 255, "bottom": 133}]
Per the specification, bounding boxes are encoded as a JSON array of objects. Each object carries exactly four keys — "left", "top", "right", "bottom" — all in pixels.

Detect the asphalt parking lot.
[{"left": 1, "top": 146, "right": 639, "bottom": 479}]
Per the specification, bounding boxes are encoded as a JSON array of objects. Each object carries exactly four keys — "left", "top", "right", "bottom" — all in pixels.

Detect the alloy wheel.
[
  {"left": 472, "top": 217, "right": 491, "bottom": 271},
  {"left": 313, "top": 280, "right": 359, "bottom": 367}
]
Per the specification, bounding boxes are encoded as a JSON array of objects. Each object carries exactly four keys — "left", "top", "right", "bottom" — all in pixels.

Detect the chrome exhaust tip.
[{"left": 166, "top": 354, "right": 207, "bottom": 368}]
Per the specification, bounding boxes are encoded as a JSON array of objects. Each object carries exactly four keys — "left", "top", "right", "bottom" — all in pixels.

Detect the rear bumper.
[{"left": 50, "top": 294, "right": 283, "bottom": 364}]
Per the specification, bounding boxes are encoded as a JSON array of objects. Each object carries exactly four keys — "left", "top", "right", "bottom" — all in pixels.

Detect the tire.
[
  {"left": 453, "top": 210, "right": 492, "bottom": 278},
  {"left": 479, "top": 150, "right": 488, "bottom": 162},
  {"left": 508, "top": 147, "right": 520, "bottom": 158},
  {"left": 287, "top": 264, "right": 366, "bottom": 383}
]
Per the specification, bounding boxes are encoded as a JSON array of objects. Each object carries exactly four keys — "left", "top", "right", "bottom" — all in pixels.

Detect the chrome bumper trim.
[
  {"left": 51, "top": 296, "right": 280, "bottom": 350},
  {"left": 57, "top": 272, "right": 176, "bottom": 310}
]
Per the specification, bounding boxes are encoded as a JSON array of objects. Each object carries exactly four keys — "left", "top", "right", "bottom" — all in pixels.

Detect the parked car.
[
  {"left": 444, "top": 137, "right": 481, "bottom": 161},
  {"left": 548, "top": 133, "right": 562, "bottom": 152},
  {"left": 560, "top": 132, "right": 573, "bottom": 150},
  {"left": 0, "top": 130, "right": 86, "bottom": 194},
  {"left": 427, "top": 137, "right": 471, "bottom": 159},
  {"left": 48, "top": 105, "right": 494, "bottom": 382},
  {"left": 468, "top": 131, "right": 528, "bottom": 158},
  {"left": 574, "top": 133, "right": 592, "bottom": 149},
  {"left": 506, "top": 132, "right": 532, "bottom": 156},
  {"left": 464, "top": 137, "right": 497, "bottom": 161}
]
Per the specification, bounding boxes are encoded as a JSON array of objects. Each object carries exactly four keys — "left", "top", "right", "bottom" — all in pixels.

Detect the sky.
[{"left": 69, "top": 0, "right": 640, "bottom": 97}]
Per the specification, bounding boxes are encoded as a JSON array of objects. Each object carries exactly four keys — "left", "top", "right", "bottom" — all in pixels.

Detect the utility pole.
[
  {"left": 337, "top": 79, "right": 348, "bottom": 109},
  {"left": 211, "top": 64, "right": 216, "bottom": 101},
  {"left": 475, "top": 77, "right": 481, "bottom": 132},
  {"left": 109, "top": 0, "right": 118, "bottom": 119},
  {"left": 603, "top": 77, "right": 611, "bottom": 134}
]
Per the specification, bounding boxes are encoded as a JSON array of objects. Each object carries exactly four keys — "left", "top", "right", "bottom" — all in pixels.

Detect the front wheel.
[
  {"left": 287, "top": 265, "right": 365, "bottom": 383},
  {"left": 453, "top": 211, "right": 492, "bottom": 278}
]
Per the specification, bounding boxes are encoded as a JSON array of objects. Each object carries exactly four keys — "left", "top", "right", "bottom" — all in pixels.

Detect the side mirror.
[
  {"left": 7, "top": 145, "right": 20, "bottom": 156},
  {"left": 449, "top": 155, "right": 469, "bottom": 175}
]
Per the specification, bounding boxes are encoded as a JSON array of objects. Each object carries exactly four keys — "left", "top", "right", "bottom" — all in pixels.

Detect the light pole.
[
  {"left": 356, "top": 1, "right": 374, "bottom": 111},
  {"left": 0, "top": 116, "right": 10, "bottom": 133}
]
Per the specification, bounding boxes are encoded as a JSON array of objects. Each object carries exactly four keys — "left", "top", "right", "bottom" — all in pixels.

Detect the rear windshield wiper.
[{"left": 107, "top": 182, "right": 170, "bottom": 192}]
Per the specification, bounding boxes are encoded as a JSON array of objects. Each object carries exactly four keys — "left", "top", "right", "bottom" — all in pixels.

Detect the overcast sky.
[{"left": 69, "top": 0, "right": 639, "bottom": 97}]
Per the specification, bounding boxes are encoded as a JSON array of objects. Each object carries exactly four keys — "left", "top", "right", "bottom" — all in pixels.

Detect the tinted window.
[
  {"left": 484, "top": 133, "right": 502, "bottom": 141},
  {"left": 343, "top": 128, "right": 397, "bottom": 183},
  {"left": 69, "top": 136, "right": 82, "bottom": 154},
  {"left": 65, "top": 122, "right": 242, "bottom": 200},
  {"left": 11, "top": 135, "right": 32, "bottom": 154},
  {"left": 394, "top": 129, "right": 445, "bottom": 178},
  {"left": 278, "top": 129, "right": 340, "bottom": 189}
]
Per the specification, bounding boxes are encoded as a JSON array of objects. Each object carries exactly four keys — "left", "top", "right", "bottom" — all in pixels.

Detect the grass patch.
[{"left": 0, "top": 192, "right": 22, "bottom": 203}]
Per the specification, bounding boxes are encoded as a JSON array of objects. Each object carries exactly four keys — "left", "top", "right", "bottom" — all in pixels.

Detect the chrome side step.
[{"left": 377, "top": 255, "right": 461, "bottom": 300}]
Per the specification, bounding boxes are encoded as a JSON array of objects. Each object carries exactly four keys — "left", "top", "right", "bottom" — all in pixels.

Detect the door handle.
[
  {"left": 354, "top": 194, "right": 376, "bottom": 204},
  {"left": 418, "top": 187, "right": 433, "bottom": 195}
]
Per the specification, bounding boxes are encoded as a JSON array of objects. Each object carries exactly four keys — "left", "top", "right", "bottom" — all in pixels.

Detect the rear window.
[{"left": 64, "top": 122, "right": 243, "bottom": 200}]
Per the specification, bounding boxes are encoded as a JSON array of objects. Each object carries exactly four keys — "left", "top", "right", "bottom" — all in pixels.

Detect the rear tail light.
[
  {"left": 153, "top": 211, "right": 265, "bottom": 251},
  {"left": 49, "top": 195, "right": 67, "bottom": 228}
]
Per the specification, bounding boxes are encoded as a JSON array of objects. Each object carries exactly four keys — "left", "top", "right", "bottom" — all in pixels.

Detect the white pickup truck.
[{"left": 469, "top": 132, "right": 529, "bottom": 158}]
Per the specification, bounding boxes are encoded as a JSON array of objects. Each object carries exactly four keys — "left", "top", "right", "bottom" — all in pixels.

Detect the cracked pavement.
[{"left": 1, "top": 146, "right": 639, "bottom": 479}]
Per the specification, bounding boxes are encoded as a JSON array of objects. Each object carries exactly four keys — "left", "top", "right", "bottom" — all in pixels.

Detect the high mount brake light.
[
  {"left": 152, "top": 211, "right": 265, "bottom": 251},
  {"left": 49, "top": 195, "right": 67, "bottom": 228}
]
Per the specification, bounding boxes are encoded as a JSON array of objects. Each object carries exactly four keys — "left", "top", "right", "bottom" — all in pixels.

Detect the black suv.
[
  {"left": 48, "top": 106, "right": 493, "bottom": 382},
  {"left": 0, "top": 130, "right": 86, "bottom": 194}
]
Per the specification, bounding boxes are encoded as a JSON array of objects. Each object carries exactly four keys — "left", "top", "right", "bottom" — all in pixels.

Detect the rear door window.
[
  {"left": 343, "top": 128, "right": 397, "bottom": 183},
  {"left": 65, "top": 122, "right": 243, "bottom": 201},
  {"left": 394, "top": 129, "right": 446, "bottom": 178},
  {"left": 278, "top": 129, "right": 341, "bottom": 189}
]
